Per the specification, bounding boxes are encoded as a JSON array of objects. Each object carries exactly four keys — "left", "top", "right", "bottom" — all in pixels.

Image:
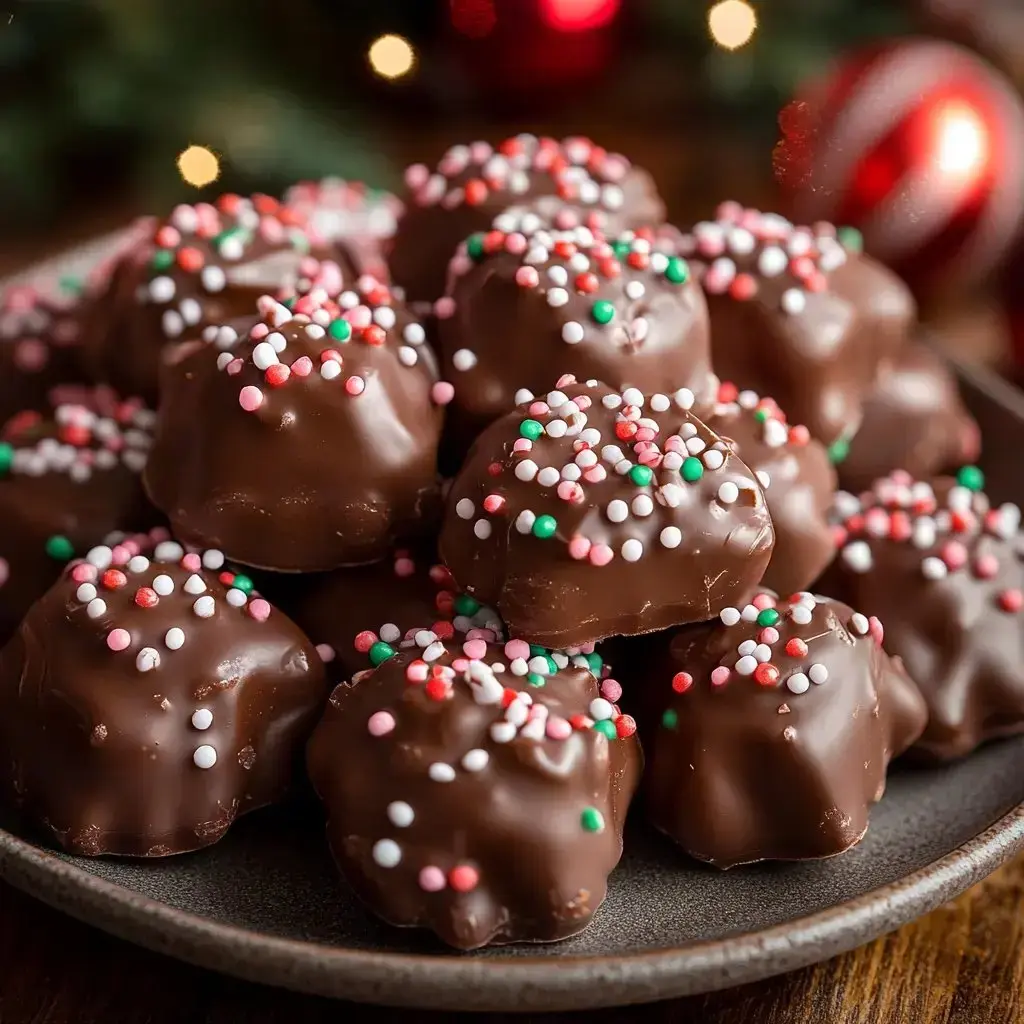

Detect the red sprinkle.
[
  {"left": 362, "top": 325, "right": 386, "bottom": 347},
  {"left": 424, "top": 677, "right": 450, "bottom": 701},
  {"left": 785, "top": 637, "right": 808, "bottom": 658},
  {"left": 569, "top": 713, "right": 590, "bottom": 731},
  {"left": 754, "top": 663, "right": 780, "bottom": 687},
  {"left": 265, "top": 363, "right": 290, "bottom": 387},
  {"left": 575, "top": 272, "right": 599, "bottom": 294},
  {"left": 615, "top": 715, "right": 637, "bottom": 739},
  {"left": 671, "top": 672, "right": 693, "bottom": 694},
  {"left": 101, "top": 569, "right": 127, "bottom": 590},
  {"left": 176, "top": 247, "right": 204, "bottom": 273},
  {"left": 354, "top": 630, "right": 377, "bottom": 653},
  {"left": 463, "top": 179, "right": 488, "bottom": 206},
  {"left": 134, "top": 587, "right": 159, "bottom": 609},
  {"left": 999, "top": 589, "right": 1023, "bottom": 613},
  {"left": 500, "top": 688, "right": 518, "bottom": 709},
  {"left": 448, "top": 864, "right": 479, "bottom": 892}
]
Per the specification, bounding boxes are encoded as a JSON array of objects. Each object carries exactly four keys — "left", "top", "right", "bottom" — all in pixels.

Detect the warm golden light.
[
  {"left": 935, "top": 103, "right": 987, "bottom": 179},
  {"left": 708, "top": 0, "right": 757, "bottom": 51},
  {"left": 368, "top": 34, "right": 416, "bottom": 80},
  {"left": 177, "top": 146, "right": 220, "bottom": 188}
]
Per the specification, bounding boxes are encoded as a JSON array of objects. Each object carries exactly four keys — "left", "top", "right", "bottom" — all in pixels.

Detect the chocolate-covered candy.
[
  {"left": 440, "top": 377, "right": 774, "bottom": 649},
  {"left": 838, "top": 344, "right": 981, "bottom": 493},
  {"left": 680, "top": 204, "right": 915, "bottom": 447},
  {"left": 0, "top": 282, "right": 87, "bottom": 427},
  {"left": 307, "top": 627, "right": 640, "bottom": 949},
  {"left": 0, "top": 388, "right": 158, "bottom": 644},
  {"left": 436, "top": 223, "right": 712, "bottom": 461},
  {"left": 644, "top": 591, "right": 926, "bottom": 868},
  {"left": 144, "top": 279, "right": 444, "bottom": 572},
  {"left": 821, "top": 471, "right": 1024, "bottom": 760},
  {"left": 390, "top": 135, "right": 665, "bottom": 304},
  {"left": 0, "top": 539, "right": 326, "bottom": 856},
  {"left": 83, "top": 194, "right": 336, "bottom": 404},
  {"left": 699, "top": 383, "right": 836, "bottom": 596}
]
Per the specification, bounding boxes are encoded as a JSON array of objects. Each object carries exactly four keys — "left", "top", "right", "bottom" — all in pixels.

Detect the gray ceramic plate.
[{"left": 2, "top": 244, "right": 1024, "bottom": 1012}]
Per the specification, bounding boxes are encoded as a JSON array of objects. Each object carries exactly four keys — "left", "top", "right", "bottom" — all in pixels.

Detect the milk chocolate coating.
[
  {"left": 83, "top": 195, "right": 340, "bottom": 405},
  {"left": 838, "top": 344, "right": 981, "bottom": 494},
  {"left": 307, "top": 635, "right": 640, "bottom": 949},
  {"left": 679, "top": 204, "right": 915, "bottom": 447},
  {"left": 0, "top": 540, "right": 326, "bottom": 857},
  {"left": 436, "top": 223, "right": 712, "bottom": 464},
  {"left": 0, "top": 283, "right": 87, "bottom": 427},
  {"left": 144, "top": 280, "right": 444, "bottom": 572},
  {"left": 390, "top": 135, "right": 665, "bottom": 304},
  {"left": 0, "top": 388, "right": 158, "bottom": 644},
  {"left": 644, "top": 592, "right": 926, "bottom": 868},
  {"left": 440, "top": 378, "right": 774, "bottom": 649},
  {"left": 820, "top": 472, "right": 1024, "bottom": 761},
  {"left": 699, "top": 384, "right": 836, "bottom": 596}
]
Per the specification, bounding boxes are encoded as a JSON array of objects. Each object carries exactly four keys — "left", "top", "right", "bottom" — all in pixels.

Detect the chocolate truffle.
[
  {"left": 144, "top": 279, "right": 444, "bottom": 572},
  {"left": 644, "top": 591, "right": 926, "bottom": 868},
  {"left": 0, "top": 282, "right": 87, "bottom": 427},
  {"left": 436, "top": 222, "right": 712, "bottom": 461},
  {"left": 83, "top": 194, "right": 334, "bottom": 404},
  {"left": 307, "top": 624, "right": 640, "bottom": 949},
  {"left": 698, "top": 382, "right": 836, "bottom": 596},
  {"left": 679, "top": 203, "right": 915, "bottom": 448},
  {"left": 440, "top": 377, "right": 774, "bottom": 649},
  {"left": 837, "top": 344, "right": 981, "bottom": 494},
  {"left": 0, "top": 538, "right": 326, "bottom": 856},
  {"left": 821, "top": 471, "right": 1024, "bottom": 761},
  {"left": 0, "top": 387, "right": 158, "bottom": 644},
  {"left": 390, "top": 135, "right": 665, "bottom": 303}
]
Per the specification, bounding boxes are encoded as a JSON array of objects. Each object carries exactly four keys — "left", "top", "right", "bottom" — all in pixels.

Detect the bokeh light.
[
  {"left": 935, "top": 102, "right": 988, "bottom": 181},
  {"left": 177, "top": 146, "right": 220, "bottom": 188},
  {"left": 539, "top": 0, "right": 620, "bottom": 33},
  {"left": 708, "top": 0, "right": 757, "bottom": 51},
  {"left": 368, "top": 34, "right": 416, "bottom": 80}
]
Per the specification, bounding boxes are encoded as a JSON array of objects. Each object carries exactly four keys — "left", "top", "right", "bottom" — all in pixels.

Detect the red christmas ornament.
[{"left": 776, "top": 39, "right": 1024, "bottom": 299}]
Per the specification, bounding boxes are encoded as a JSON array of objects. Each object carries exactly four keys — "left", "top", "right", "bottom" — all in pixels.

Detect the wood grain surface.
[{"left": 1, "top": 856, "right": 1022, "bottom": 1024}]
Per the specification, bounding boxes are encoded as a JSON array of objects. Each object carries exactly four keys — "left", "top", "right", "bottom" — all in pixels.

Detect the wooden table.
[{"left": 2, "top": 858, "right": 1022, "bottom": 1024}]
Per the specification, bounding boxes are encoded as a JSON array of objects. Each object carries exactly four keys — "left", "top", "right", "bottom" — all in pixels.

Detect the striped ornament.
[{"left": 776, "top": 39, "right": 1024, "bottom": 297}]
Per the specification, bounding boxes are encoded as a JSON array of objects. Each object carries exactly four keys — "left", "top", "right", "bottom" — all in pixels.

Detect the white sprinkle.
[
  {"left": 423, "top": 641, "right": 445, "bottom": 661},
  {"left": 622, "top": 388, "right": 645, "bottom": 409},
  {"left": 252, "top": 341, "right": 278, "bottom": 370},
  {"left": 515, "top": 459, "right": 538, "bottom": 482},
  {"left": 127, "top": 556, "right": 150, "bottom": 574},
  {"left": 842, "top": 541, "right": 873, "bottom": 573},
  {"left": 373, "top": 306, "right": 396, "bottom": 330},
  {"left": 718, "top": 482, "right": 739, "bottom": 504},
  {"left": 201, "top": 265, "right": 226, "bottom": 292},
  {"left": 658, "top": 526, "right": 681, "bottom": 549},
  {"left": 808, "top": 663, "right": 829, "bottom": 685},
  {"left": 562, "top": 321, "right": 585, "bottom": 344},
  {"left": 625, "top": 280, "right": 646, "bottom": 300},
  {"left": 184, "top": 574, "right": 207, "bottom": 595},
  {"left": 922, "top": 556, "right": 948, "bottom": 580},
  {"left": 912, "top": 519, "right": 937, "bottom": 549},
  {"left": 321, "top": 360, "right": 342, "bottom": 381},
  {"left": 703, "top": 449, "right": 725, "bottom": 471},
  {"left": 589, "top": 698, "right": 614, "bottom": 721},
  {"left": 154, "top": 542, "right": 184, "bottom": 563},
  {"left": 510, "top": 657, "right": 529, "bottom": 676},
  {"left": 162, "top": 626, "right": 186, "bottom": 651},
  {"left": 387, "top": 801, "right": 415, "bottom": 827},
  {"left": 850, "top": 613, "right": 869, "bottom": 636},
  {"left": 456, "top": 497, "right": 475, "bottom": 519},
  {"left": 136, "top": 647, "right": 160, "bottom": 672},
  {"left": 398, "top": 346, "right": 418, "bottom": 366},
  {"left": 756, "top": 470, "right": 771, "bottom": 489},
  {"left": 787, "top": 672, "right": 810, "bottom": 694},
  {"left": 193, "top": 745, "right": 217, "bottom": 769},
  {"left": 674, "top": 388, "right": 695, "bottom": 410},
  {"left": 515, "top": 510, "right": 536, "bottom": 534},
  {"left": 621, "top": 539, "right": 644, "bottom": 562},
  {"left": 537, "top": 466, "right": 560, "bottom": 487},
  {"left": 86, "top": 545, "right": 113, "bottom": 569},
  {"left": 473, "top": 519, "right": 492, "bottom": 540},
  {"left": 372, "top": 839, "right": 402, "bottom": 868},
  {"left": 735, "top": 655, "right": 758, "bottom": 676},
  {"left": 632, "top": 494, "right": 654, "bottom": 517},
  {"left": 453, "top": 348, "right": 477, "bottom": 372},
  {"left": 76, "top": 583, "right": 97, "bottom": 603},
  {"left": 781, "top": 288, "right": 806, "bottom": 315},
  {"left": 429, "top": 762, "right": 456, "bottom": 782},
  {"left": 547, "top": 265, "right": 568, "bottom": 286},
  {"left": 790, "top": 605, "right": 813, "bottom": 625},
  {"left": 546, "top": 419, "right": 568, "bottom": 438},
  {"left": 461, "top": 749, "right": 490, "bottom": 772},
  {"left": 86, "top": 598, "right": 107, "bottom": 619},
  {"left": 403, "top": 323, "right": 426, "bottom": 345},
  {"left": 741, "top": 604, "right": 759, "bottom": 622},
  {"left": 379, "top": 623, "right": 401, "bottom": 643},
  {"left": 759, "top": 246, "right": 788, "bottom": 277},
  {"left": 152, "top": 574, "right": 175, "bottom": 596},
  {"left": 753, "top": 644, "right": 772, "bottom": 663},
  {"left": 226, "top": 588, "right": 248, "bottom": 607},
  {"left": 527, "top": 655, "right": 549, "bottom": 675},
  {"left": 192, "top": 708, "right": 213, "bottom": 730},
  {"left": 720, "top": 606, "right": 740, "bottom": 626},
  {"left": 179, "top": 298, "right": 202, "bottom": 325},
  {"left": 514, "top": 388, "right": 534, "bottom": 405},
  {"left": 607, "top": 499, "right": 629, "bottom": 523},
  {"left": 149, "top": 276, "right": 176, "bottom": 303},
  {"left": 490, "top": 721, "right": 518, "bottom": 744},
  {"left": 193, "top": 596, "right": 216, "bottom": 618},
  {"left": 546, "top": 287, "right": 569, "bottom": 307},
  {"left": 202, "top": 550, "right": 225, "bottom": 570},
  {"left": 738, "top": 639, "right": 757, "bottom": 657}
]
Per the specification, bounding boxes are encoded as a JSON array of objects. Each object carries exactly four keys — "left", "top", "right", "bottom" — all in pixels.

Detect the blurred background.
[{"left": 3, "top": 0, "right": 1024, "bottom": 371}]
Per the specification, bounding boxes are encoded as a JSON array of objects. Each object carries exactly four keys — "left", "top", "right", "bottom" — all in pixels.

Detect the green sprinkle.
[
  {"left": 838, "top": 226, "right": 863, "bottom": 253},
  {"left": 454, "top": 593, "right": 480, "bottom": 616},
  {"left": 828, "top": 438, "right": 850, "bottom": 465},
  {"left": 59, "top": 275, "right": 84, "bottom": 296},
  {"left": 328, "top": 319, "right": 352, "bottom": 343},
  {"left": 527, "top": 672, "right": 546, "bottom": 687},
  {"left": 466, "top": 233, "right": 486, "bottom": 261},
  {"left": 756, "top": 608, "right": 780, "bottom": 627},
  {"left": 754, "top": 408, "right": 769, "bottom": 423},
  {"left": 529, "top": 644, "right": 547, "bottom": 657},
  {"left": 544, "top": 655, "right": 558, "bottom": 674},
  {"left": 532, "top": 514, "right": 557, "bottom": 539},
  {"left": 0, "top": 443, "right": 13, "bottom": 476},
  {"left": 368, "top": 641, "right": 396, "bottom": 667},
  {"left": 665, "top": 256, "right": 689, "bottom": 284},
  {"left": 612, "top": 240, "right": 631, "bottom": 260},
  {"left": 681, "top": 456, "right": 704, "bottom": 482},
  {"left": 956, "top": 465, "right": 985, "bottom": 492},
  {"left": 288, "top": 229, "right": 311, "bottom": 253},
  {"left": 45, "top": 535, "right": 74, "bottom": 561},
  {"left": 231, "top": 574, "right": 255, "bottom": 594},
  {"left": 593, "top": 719, "right": 617, "bottom": 740},
  {"left": 661, "top": 708, "right": 679, "bottom": 730},
  {"left": 151, "top": 249, "right": 175, "bottom": 272},
  {"left": 629, "top": 464, "right": 653, "bottom": 487},
  {"left": 586, "top": 652, "right": 603, "bottom": 674},
  {"left": 519, "top": 418, "right": 544, "bottom": 441},
  {"left": 580, "top": 807, "right": 605, "bottom": 833},
  {"left": 282, "top": 296, "right": 297, "bottom": 310},
  {"left": 591, "top": 299, "right": 615, "bottom": 325}
]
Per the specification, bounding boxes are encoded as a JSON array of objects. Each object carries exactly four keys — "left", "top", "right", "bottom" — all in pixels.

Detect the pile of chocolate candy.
[{"left": 0, "top": 137, "right": 1018, "bottom": 951}]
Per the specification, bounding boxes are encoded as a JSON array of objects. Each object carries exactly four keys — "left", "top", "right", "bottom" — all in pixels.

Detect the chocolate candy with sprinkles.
[
  {"left": 440, "top": 377, "right": 775, "bottom": 649},
  {"left": 820, "top": 471, "right": 1024, "bottom": 761},
  {"left": 144, "top": 279, "right": 443, "bottom": 572},
  {"left": 82, "top": 194, "right": 336, "bottom": 404},
  {"left": 0, "top": 282, "right": 88, "bottom": 427},
  {"left": 307, "top": 630, "right": 640, "bottom": 949},
  {"left": 644, "top": 592, "right": 926, "bottom": 868},
  {"left": 0, "top": 387, "right": 159, "bottom": 644},
  {"left": 837, "top": 344, "right": 981, "bottom": 494},
  {"left": 390, "top": 135, "right": 665, "bottom": 304},
  {"left": 0, "top": 539, "right": 327, "bottom": 857},
  {"left": 436, "top": 223, "right": 712, "bottom": 463},
  {"left": 680, "top": 203, "right": 915, "bottom": 447},
  {"left": 698, "top": 382, "right": 836, "bottom": 596}
]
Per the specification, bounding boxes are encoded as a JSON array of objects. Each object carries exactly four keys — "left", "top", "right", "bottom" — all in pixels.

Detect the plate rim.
[{"left": 2, "top": 800, "right": 1023, "bottom": 1013}]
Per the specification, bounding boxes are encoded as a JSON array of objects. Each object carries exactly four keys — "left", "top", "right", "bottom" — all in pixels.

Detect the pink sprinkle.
[
  {"left": 247, "top": 598, "right": 271, "bottom": 621},
  {"left": 505, "top": 232, "right": 527, "bottom": 254},
  {"left": 513, "top": 438, "right": 533, "bottom": 453},
  {"left": 583, "top": 466, "right": 607, "bottom": 484},
  {"left": 752, "top": 592, "right": 775, "bottom": 610},
  {"left": 528, "top": 401, "right": 550, "bottom": 417},
  {"left": 504, "top": 639, "right": 531, "bottom": 661},
  {"left": 250, "top": 322, "right": 270, "bottom": 341},
  {"left": 942, "top": 541, "right": 968, "bottom": 570},
  {"left": 316, "top": 644, "right": 336, "bottom": 663},
  {"left": 226, "top": 358, "right": 244, "bottom": 376},
  {"left": 394, "top": 556, "right": 415, "bottom": 577},
  {"left": 239, "top": 385, "right": 264, "bottom": 412},
  {"left": 181, "top": 553, "right": 202, "bottom": 571},
  {"left": 431, "top": 381, "right": 455, "bottom": 405},
  {"left": 483, "top": 494, "right": 505, "bottom": 513},
  {"left": 568, "top": 536, "right": 592, "bottom": 560},
  {"left": 601, "top": 678, "right": 623, "bottom": 702},
  {"left": 868, "top": 616, "right": 884, "bottom": 646},
  {"left": 555, "top": 373, "right": 577, "bottom": 388},
  {"left": 106, "top": 628, "right": 131, "bottom": 652},
  {"left": 711, "top": 666, "right": 730, "bottom": 686},
  {"left": 418, "top": 866, "right": 446, "bottom": 892},
  {"left": 463, "top": 638, "right": 487, "bottom": 660},
  {"left": 405, "top": 163, "right": 429, "bottom": 190},
  {"left": 354, "top": 630, "right": 377, "bottom": 652},
  {"left": 110, "top": 545, "right": 131, "bottom": 566},
  {"left": 515, "top": 266, "right": 539, "bottom": 288},
  {"left": 545, "top": 716, "right": 572, "bottom": 740},
  {"left": 758, "top": 627, "right": 780, "bottom": 645},
  {"left": 589, "top": 544, "right": 614, "bottom": 566},
  {"left": 367, "top": 710, "right": 395, "bottom": 736},
  {"left": 291, "top": 356, "right": 313, "bottom": 377},
  {"left": 406, "top": 661, "right": 429, "bottom": 682},
  {"left": 974, "top": 553, "right": 1000, "bottom": 579},
  {"left": 345, "top": 376, "right": 366, "bottom": 396},
  {"left": 451, "top": 657, "right": 469, "bottom": 672},
  {"left": 71, "top": 563, "right": 96, "bottom": 583},
  {"left": 345, "top": 304, "right": 372, "bottom": 329},
  {"left": 434, "top": 297, "right": 456, "bottom": 319}
]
